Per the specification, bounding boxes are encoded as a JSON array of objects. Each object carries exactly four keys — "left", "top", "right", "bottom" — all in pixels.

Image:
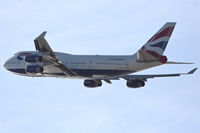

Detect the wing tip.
[
  {"left": 38, "top": 31, "right": 47, "bottom": 38},
  {"left": 188, "top": 68, "right": 198, "bottom": 74}
]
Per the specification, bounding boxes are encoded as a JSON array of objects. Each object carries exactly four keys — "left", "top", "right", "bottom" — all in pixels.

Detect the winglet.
[
  {"left": 187, "top": 68, "right": 197, "bottom": 74},
  {"left": 38, "top": 31, "right": 47, "bottom": 38}
]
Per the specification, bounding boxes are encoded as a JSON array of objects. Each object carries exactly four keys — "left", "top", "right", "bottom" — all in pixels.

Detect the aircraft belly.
[
  {"left": 72, "top": 69, "right": 132, "bottom": 77},
  {"left": 68, "top": 62, "right": 133, "bottom": 77}
]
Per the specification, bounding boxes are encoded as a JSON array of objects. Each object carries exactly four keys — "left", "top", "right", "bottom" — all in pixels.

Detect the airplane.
[{"left": 3, "top": 22, "right": 197, "bottom": 88}]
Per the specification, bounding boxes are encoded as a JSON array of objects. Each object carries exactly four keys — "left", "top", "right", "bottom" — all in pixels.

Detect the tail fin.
[{"left": 137, "top": 22, "right": 176, "bottom": 63}]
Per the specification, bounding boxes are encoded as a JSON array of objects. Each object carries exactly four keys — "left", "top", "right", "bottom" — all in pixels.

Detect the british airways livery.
[{"left": 3, "top": 22, "right": 197, "bottom": 88}]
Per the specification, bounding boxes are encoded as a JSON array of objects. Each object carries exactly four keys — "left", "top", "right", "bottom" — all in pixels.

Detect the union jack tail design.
[{"left": 137, "top": 22, "right": 176, "bottom": 63}]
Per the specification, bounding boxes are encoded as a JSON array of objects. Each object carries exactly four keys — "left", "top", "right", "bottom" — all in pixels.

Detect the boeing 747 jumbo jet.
[{"left": 4, "top": 22, "right": 197, "bottom": 88}]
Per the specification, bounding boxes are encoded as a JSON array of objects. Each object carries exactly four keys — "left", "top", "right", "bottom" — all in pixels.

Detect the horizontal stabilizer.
[{"left": 166, "top": 61, "right": 194, "bottom": 64}]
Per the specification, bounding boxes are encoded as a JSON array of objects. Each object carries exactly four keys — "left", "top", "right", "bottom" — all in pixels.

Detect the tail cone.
[{"left": 160, "top": 56, "right": 168, "bottom": 64}]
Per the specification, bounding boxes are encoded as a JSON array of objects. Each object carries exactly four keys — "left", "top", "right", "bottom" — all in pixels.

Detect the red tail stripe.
[
  {"left": 145, "top": 49, "right": 161, "bottom": 58},
  {"left": 147, "top": 26, "right": 175, "bottom": 42}
]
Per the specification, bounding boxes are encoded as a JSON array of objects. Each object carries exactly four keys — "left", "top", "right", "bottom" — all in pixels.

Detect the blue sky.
[{"left": 0, "top": 0, "right": 200, "bottom": 133}]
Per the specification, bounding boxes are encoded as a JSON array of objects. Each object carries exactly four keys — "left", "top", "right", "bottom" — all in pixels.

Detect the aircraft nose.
[
  {"left": 3, "top": 60, "right": 8, "bottom": 70},
  {"left": 3, "top": 59, "right": 10, "bottom": 70}
]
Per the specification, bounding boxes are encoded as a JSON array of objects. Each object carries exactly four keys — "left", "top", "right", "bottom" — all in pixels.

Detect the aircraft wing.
[
  {"left": 34, "top": 31, "right": 77, "bottom": 76},
  {"left": 121, "top": 68, "right": 197, "bottom": 81},
  {"left": 96, "top": 68, "right": 197, "bottom": 84},
  {"left": 34, "top": 31, "right": 53, "bottom": 53}
]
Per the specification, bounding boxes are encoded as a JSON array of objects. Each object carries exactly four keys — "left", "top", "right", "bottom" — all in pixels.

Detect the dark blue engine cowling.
[
  {"left": 84, "top": 80, "right": 102, "bottom": 88},
  {"left": 26, "top": 65, "right": 44, "bottom": 74},
  {"left": 25, "top": 55, "right": 43, "bottom": 63},
  {"left": 126, "top": 79, "right": 145, "bottom": 88}
]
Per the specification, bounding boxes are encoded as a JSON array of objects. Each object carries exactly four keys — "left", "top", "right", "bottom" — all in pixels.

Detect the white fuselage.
[{"left": 4, "top": 51, "right": 162, "bottom": 79}]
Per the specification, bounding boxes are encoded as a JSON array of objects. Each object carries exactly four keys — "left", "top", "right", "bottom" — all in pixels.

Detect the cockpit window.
[
  {"left": 16, "top": 52, "right": 32, "bottom": 60},
  {"left": 14, "top": 52, "right": 19, "bottom": 56}
]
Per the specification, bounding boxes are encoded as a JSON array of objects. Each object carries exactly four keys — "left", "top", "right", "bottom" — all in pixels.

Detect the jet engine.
[
  {"left": 126, "top": 79, "right": 145, "bottom": 88},
  {"left": 25, "top": 55, "right": 43, "bottom": 63},
  {"left": 84, "top": 80, "right": 102, "bottom": 88},
  {"left": 25, "top": 65, "right": 44, "bottom": 74}
]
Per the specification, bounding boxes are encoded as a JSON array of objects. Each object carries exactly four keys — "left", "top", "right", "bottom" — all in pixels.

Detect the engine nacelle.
[
  {"left": 84, "top": 80, "right": 102, "bottom": 88},
  {"left": 25, "top": 55, "right": 43, "bottom": 63},
  {"left": 26, "top": 65, "right": 44, "bottom": 74},
  {"left": 126, "top": 79, "right": 145, "bottom": 88}
]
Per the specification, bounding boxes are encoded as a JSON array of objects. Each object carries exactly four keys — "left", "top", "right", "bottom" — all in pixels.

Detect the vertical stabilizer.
[{"left": 137, "top": 22, "right": 176, "bottom": 63}]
